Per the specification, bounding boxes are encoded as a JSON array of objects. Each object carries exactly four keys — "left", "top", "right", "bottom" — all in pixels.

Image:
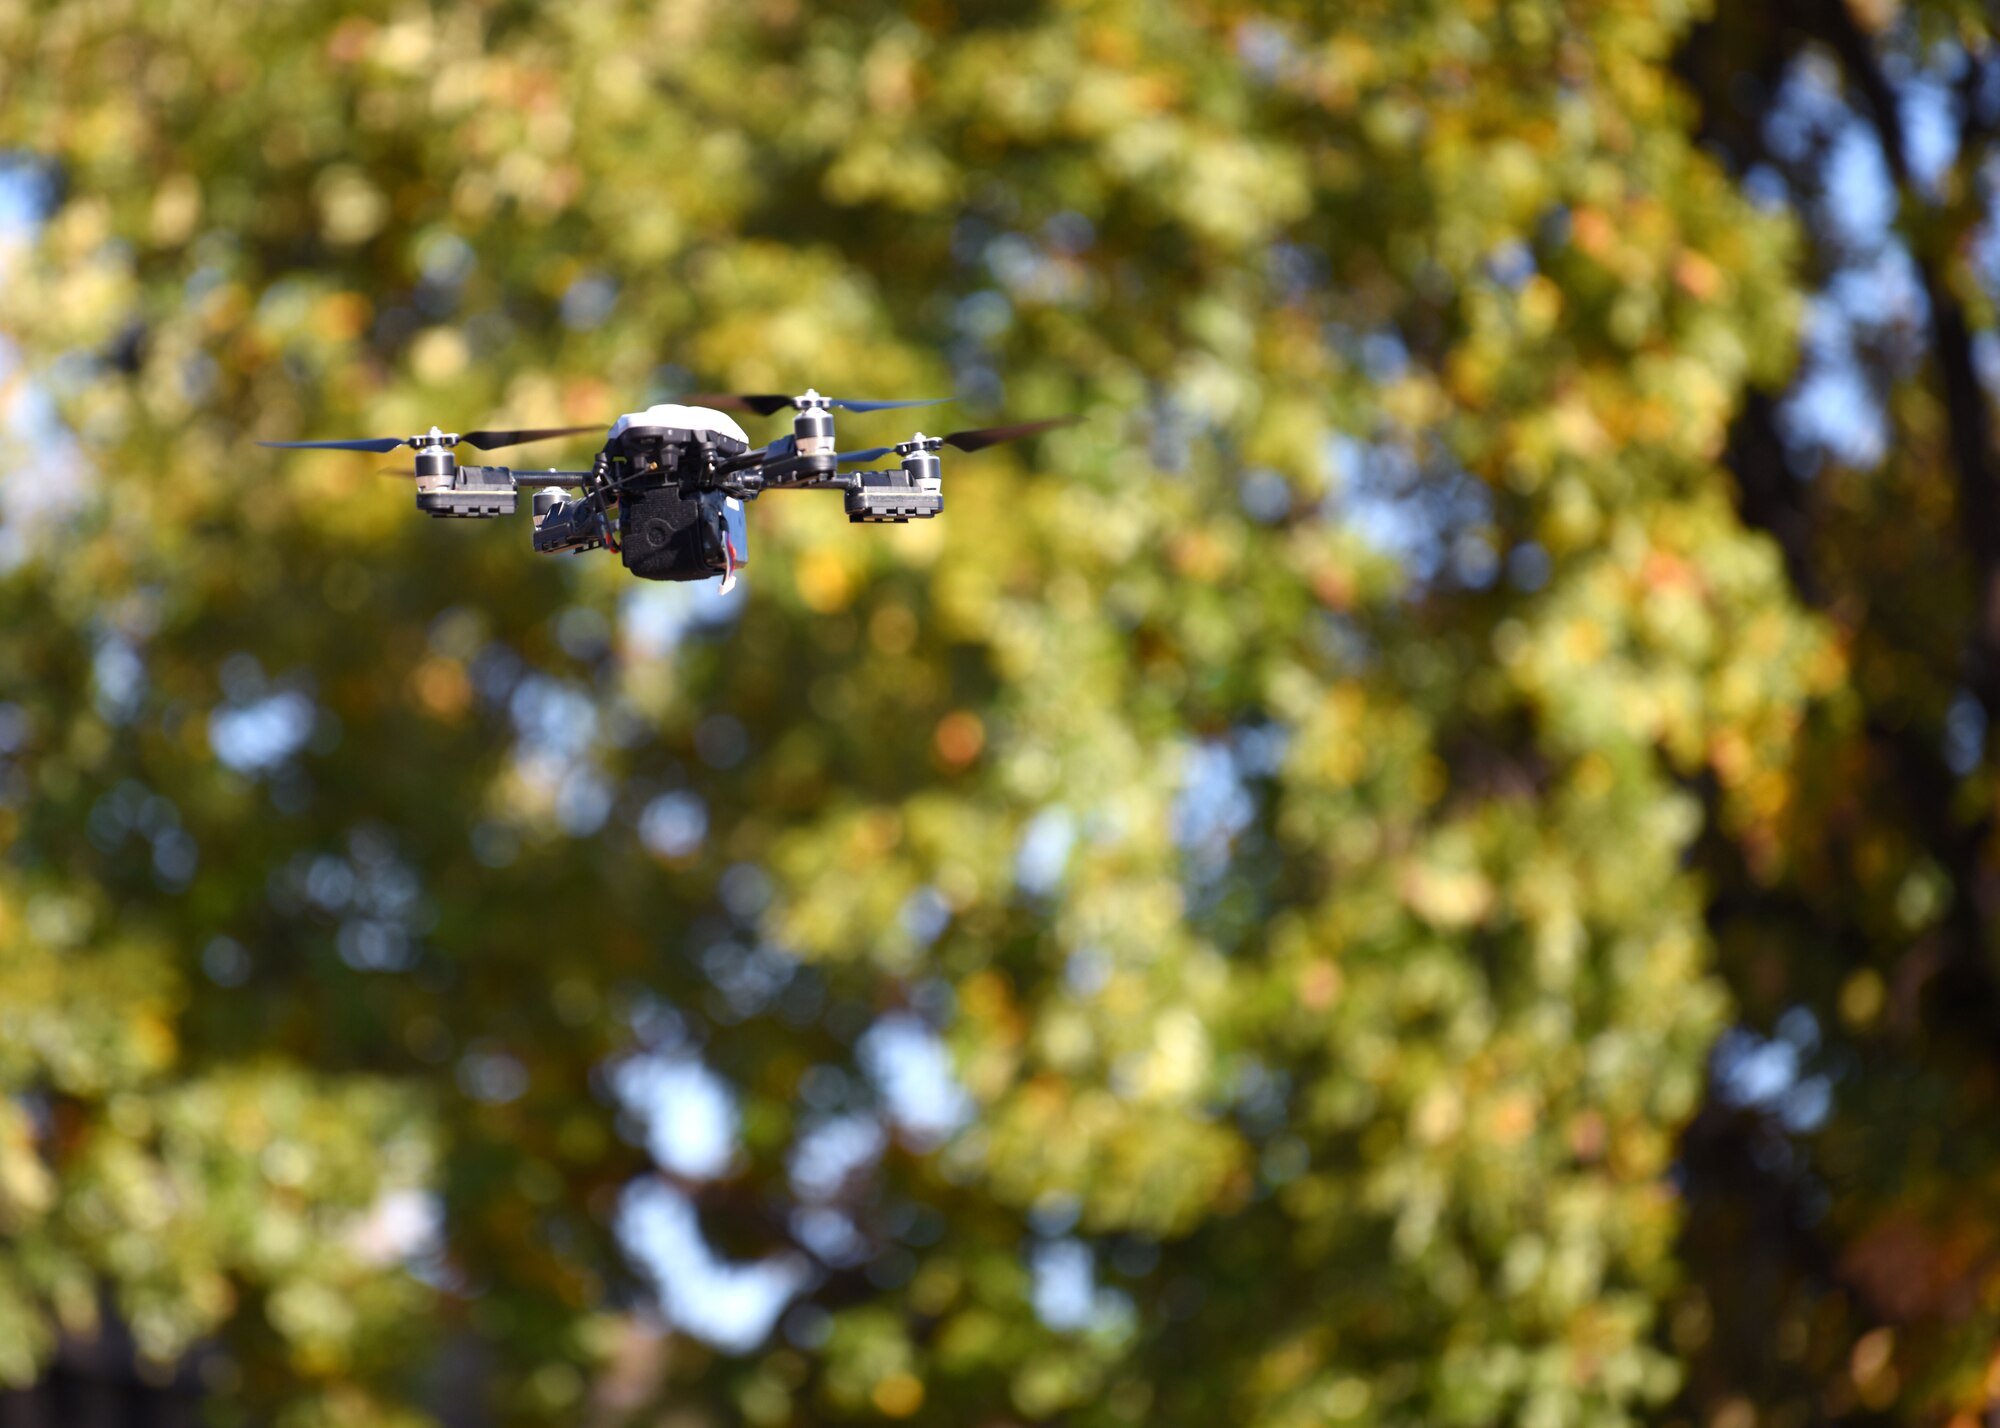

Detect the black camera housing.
[
  {"left": 621, "top": 484, "right": 741, "bottom": 582},
  {"left": 608, "top": 419, "right": 751, "bottom": 582}
]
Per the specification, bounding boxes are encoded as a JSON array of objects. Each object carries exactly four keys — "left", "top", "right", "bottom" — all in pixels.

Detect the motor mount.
[
  {"left": 845, "top": 447, "right": 943, "bottom": 523},
  {"left": 414, "top": 445, "right": 516, "bottom": 517}
]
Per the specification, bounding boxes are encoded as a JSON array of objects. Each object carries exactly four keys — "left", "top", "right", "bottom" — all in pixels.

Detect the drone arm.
[
  {"left": 714, "top": 471, "right": 777, "bottom": 500},
  {"left": 717, "top": 437, "right": 789, "bottom": 474},
  {"left": 717, "top": 432, "right": 852, "bottom": 490},
  {"left": 747, "top": 448, "right": 836, "bottom": 488},
  {"left": 512, "top": 469, "right": 597, "bottom": 489}
]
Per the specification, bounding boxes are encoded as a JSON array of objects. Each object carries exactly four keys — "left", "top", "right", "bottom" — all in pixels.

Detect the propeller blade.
[
  {"left": 824, "top": 397, "right": 948, "bottom": 413},
  {"left": 260, "top": 436, "right": 408, "bottom": 454},
  {"left": 942, "top": 416, "right": 1080, "bottom": 452},
  {"left": 837, "top": 416, "right": 1079, "bottom": 465},
  {"left": 679, "top": 393, "right": 798, "bottom": 416},
  {"left": 681, "top": 393, "right": 948, "bottom": 416},
  {"left": 461, "top": 424, "right": 603, "bottom": 451}
]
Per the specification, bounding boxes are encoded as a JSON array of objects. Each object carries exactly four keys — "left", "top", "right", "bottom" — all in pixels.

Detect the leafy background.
[{"left": 0, "top": 1, "right": 1998, "bottom": 1425}]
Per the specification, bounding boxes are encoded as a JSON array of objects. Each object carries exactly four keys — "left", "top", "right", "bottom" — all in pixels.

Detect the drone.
[{"left": 261, "top": 391, "right": 1074, "bottom": 584}]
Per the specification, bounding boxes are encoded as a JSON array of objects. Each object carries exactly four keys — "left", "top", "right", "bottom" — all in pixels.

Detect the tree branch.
[{"left": 1810, "top": 1, "right": 2000, "bottom": 719}]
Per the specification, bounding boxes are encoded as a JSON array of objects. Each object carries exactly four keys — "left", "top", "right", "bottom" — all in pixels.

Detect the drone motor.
[{"left": 793, "top": 397, "right": 836, "bottom": 461}]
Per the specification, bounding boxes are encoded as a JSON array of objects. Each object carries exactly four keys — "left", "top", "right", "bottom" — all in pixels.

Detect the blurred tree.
[
  {"left": 1669, "top": 4, "right": 2000, "bottom": 1426},
  {"left": 0, "top": 1, "right": 1983, "bottom": 1426}
]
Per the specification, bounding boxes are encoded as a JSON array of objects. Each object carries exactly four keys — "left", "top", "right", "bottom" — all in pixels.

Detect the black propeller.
[
  {"left": 837, "top": 416, "right": 1080, "bottom": 465},
  {"left": 260, "top": 424, "right": 602, "bottom": 454},
  {"left": 459, "top": 425, "right": 604, "bottom": 451},
  {"left": 262, "top": 435, "right": 409, "bottom": 454},
  {"left": 679, "top": 392, "right": 948, "bottom": 417}
]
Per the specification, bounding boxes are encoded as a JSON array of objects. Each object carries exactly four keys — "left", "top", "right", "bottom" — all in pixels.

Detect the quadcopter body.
[
  {"left": 262, "top": 391, "right": 1071, "bottom": 584},
  {"left": 531, "top": 402, "right": 757, "bottom": 585}
]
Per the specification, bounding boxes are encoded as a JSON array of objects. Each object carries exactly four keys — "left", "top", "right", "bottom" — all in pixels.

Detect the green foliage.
[{"left": 0, "top": 0, "right": 1990, "bottom": 1425}]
